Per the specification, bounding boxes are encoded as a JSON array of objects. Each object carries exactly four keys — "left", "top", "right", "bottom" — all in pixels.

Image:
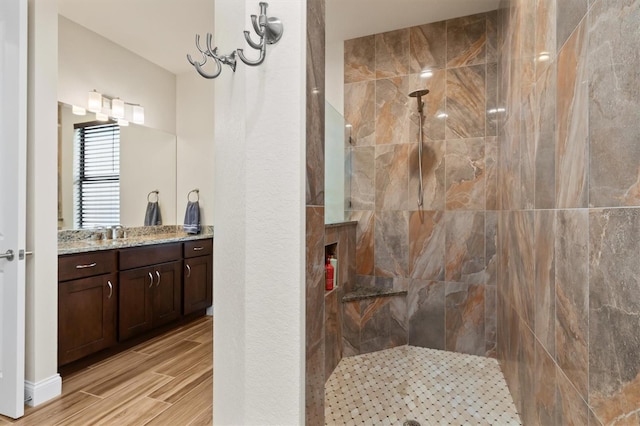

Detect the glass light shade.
[
  {"left": 111, "top": 98, "right": 125, "bottom": 119},
  {"left": 117, "top": 118, "right": 129, "bottom": 126},
  {"left": 87, "top": 91, "right": 102, "bottom": 113},
  {"left": 96, "top": 112, "right": 109, "bottom": 121},
  {"left": 72, "top": 105, "right": 86, "bottom": 115},
  {"left": 132, "top": 105, "right": 145, "bottom": 124}
]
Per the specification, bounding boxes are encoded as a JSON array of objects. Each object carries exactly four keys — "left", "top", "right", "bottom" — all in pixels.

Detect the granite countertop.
[
  {"left": 58, "top": 225, "right": 213, "bottom": 255},
  {"left": 342, "top": 286, "right": 408, "bottom": 303}
]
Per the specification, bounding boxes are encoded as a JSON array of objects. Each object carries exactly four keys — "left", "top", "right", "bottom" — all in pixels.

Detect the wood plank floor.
[{"left": 0, "top": 316, "right": 213, "bottom": 426}]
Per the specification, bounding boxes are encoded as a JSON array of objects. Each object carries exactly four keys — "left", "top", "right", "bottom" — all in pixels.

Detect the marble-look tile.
[
  {"left": 324, "top": 289, "right": 342, "bottom": 382},
  {"left": 485, "top": 284, "right": 496, "bottom": 357},
  {"left": 535, "top": 0, "right": 556, "bottom": 80},
  {"left": 409, "top": 21, "right": 446, "bottom": 73},
  {"left": 446, "top": 65, "right": 486, "bottom": 139},
  {"left": 445, "top": 283, "right": 485, "bottom": 356},
  {"left": 535, "top": 62, "right": 557, "bottom": 209},
  {"left": 349, "top": 210, "right": 374, "bottom": 276},
  {"left": 447, "top": 13, "right": 487, "bottom": 68},
  {"left": 519, "top": 0, "right": 536, "bottom": 99},
  {"left": 588, "top": 1, "right": 640, "bottom": 207},
  {"left": 485, "top": 211, "right": 497, "bottom": 287},
  {"left": 534, "top": 210, "right": 556, "bottom": 358},
  {"left": 342, "top": 300, "right": 360, "bottom": 357},
  {"left": 589, "top": 208, "right": 640, "bottom": 424},
  {"left": 306, "top": 206, "right": 325, "bottom": 348},
  {"left": 349, "top": 147, "right": 375, "bottom": 210},
  {"left": 517, "top": 323, "right": 536, "bottom": 425},
  {"left": 556, "top": 19, "right": 588, "bottom": 209},
  {"left": 520, "top": 90, "right": 535, "bottom": 210},
  {"left": 556, "top": 0, "right": 588, "bottom": 51},
  {"left": 375, "top": 144, "right": 408, "bottom": 211},
  {"left": 535, "top": 338, "right": 557, "bottom": 425},
  {"left": 486, "top": 62, "right": 498, "bottom": 137},
  {"left": 389, "top": 295, "right": 408, "bottom": 347},
  {"left": 508, "top": 211, "right": 534, "bottom": 330},
  {"left": 360, "top": 298, "right": 391, "bottom": 343},
  {"left": 375, "top": 28, "right": 410, "bottom": 79},
  {"left": 555, "top": 209, "right": 589, "bottom": 400},
  {"left": 445, "top": 138, "right": 486, "bottom": 211},
  {"left": 485, "top": 136, "right": 498, "bottom": 210},
  {"left": 408, "top": 280, "right": 445, "bottom": 350},
  {"left": 375, "top": 77, "right": 411, "bottom": 145},
  {"left": 408, "top": 211, "right": 445, "bottom": 281},
  {"left": 344, "top": 81, "right": 375, "bottom": 147},
  {"left": 588, "top": 408, "right": 604, "bottom": 426},
  {"left": 409, "top": 140, "right": 445, "bottom": 211},
  {"left": 486, "top": 11, "right": 498, "bottom": 64},
  {"left": 344, "top": 35, "right": 375, "bottom": 84},
  {"left": 306, "top": 337, "right": 324, "bottom": 426},
  {"left": 445, "top": 211, "right": 485, "bottom": 284},
  {"left": 408, "top": 69, "right": 446, "bottom": 142},
  {"left": 556, "top": 368, "right": 589, "bottom": 426},
  {"left": 374, "top": 211, "right": 409, "bottom": 278}
]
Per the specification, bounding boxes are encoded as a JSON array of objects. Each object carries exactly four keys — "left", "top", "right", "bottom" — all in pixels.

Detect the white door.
[{"left": 0, "top": 0, "right": 27, "bottom": 419}]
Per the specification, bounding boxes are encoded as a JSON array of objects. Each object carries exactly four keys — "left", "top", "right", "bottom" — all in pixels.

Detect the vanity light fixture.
[
  {"left": 111, "top": 98, "right": 125, "bottom": 119},
  {"left": 96, "top": 112, "right": 109, "bottom": 121},
  {"left": 72, "top": 105, "right": 86, "bottom": 115},
  {"left": 86, "top": 90, "right": 145, "bottom": 126},
  {"left": 87, "top": 90, "right": 102, "bottom": 113}
]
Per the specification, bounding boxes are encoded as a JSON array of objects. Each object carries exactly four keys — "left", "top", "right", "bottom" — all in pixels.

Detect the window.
[{"left": 74, "top": 121, "right": 120, "bottom": 228}]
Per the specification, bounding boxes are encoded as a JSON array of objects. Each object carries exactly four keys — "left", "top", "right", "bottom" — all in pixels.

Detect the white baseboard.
[{"left": 24, "top": 374, "right": 62, "bottom": 407}]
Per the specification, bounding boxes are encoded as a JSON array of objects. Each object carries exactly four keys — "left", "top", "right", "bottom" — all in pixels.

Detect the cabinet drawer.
[
  {"left": 119, "top": 243, "right": 181, "bottom": 270},
  {"left": 184, "top": 239, "right": 213, "bottom": 258},
  {"left": 59, "top": 250, "right": 117, "bottom": 282}
]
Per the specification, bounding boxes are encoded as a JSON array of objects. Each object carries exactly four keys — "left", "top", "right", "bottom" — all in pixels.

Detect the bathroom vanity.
[{"left": 57, "top": 227, "right": 213, "bottom": 367}]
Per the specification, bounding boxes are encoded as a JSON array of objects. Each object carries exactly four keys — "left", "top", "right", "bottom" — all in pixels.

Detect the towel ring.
[
  {"left": 188, "top": 189, "right": 200, "bottom": 202},
  {"left": 147, "top": 190, "right": 159, "bottom": 203}
]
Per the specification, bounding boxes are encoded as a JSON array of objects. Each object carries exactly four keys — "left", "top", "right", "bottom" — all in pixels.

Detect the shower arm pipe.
[{"left": 186, "top": 2, "right": 283, "bottom": 78}]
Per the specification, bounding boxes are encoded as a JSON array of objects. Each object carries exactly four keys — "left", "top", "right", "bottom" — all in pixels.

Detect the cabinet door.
[
  {"left": 152, "top": 260, "right": 182, "bottom": 327},
  {"left": 58, "top": 273, "right": 117, "bottom": 366},
  {"left": 119, "top": 267, "right": 154, "bottom": 341},
  {"left": 184, "top": 255, "right": 213, "bottom": 315}
]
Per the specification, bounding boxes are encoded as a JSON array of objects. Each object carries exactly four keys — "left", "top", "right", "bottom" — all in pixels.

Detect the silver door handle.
[
  {"left": 0, "top": 250, "right": 15, "bottom": 261},
  {"left": 107, "top": 281, "right": 113, "bottom": 299},
  {"left": 148, "top": 272, "right": 154, "bottom": 288},
  {"left": 155, "top": 270, "right": 161, "bottom": 286},
  {"left": 193, "top": 247, "right": 204, "bottom": 251},
  {"left": 186, "top": 263, "right": 191, "bottom": 278}
]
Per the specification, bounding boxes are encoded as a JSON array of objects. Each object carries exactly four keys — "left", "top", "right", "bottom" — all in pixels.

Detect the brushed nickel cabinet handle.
[
  {"left": 76, "top": 262, "right": 97, "bottom": 269},
  {"left": 193, "top": 247, "right": 204, "bottom": 251},
  {"left": 186, "top": 263, "right": 191, "bottom": 278},
  {"left": 107, "top": 281, "right": 113, "bottom": 299},
  {"left": 156, "top": 270, "right": 161, "bottom": 287},
  {"left": 148, "top": 272, "right": 154, "bottom": 288}
]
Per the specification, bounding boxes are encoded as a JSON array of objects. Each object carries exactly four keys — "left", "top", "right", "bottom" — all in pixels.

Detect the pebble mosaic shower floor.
[{"left": 325, "top": 346, "right": 521, "bottom": 426}]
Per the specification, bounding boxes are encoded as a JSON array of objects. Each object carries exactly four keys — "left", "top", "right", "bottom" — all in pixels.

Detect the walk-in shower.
[{"left": 409, "top": 89, "right": 429, "bottom": 207}]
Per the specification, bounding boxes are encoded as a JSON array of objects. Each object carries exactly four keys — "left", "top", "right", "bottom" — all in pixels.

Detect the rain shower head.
[{"left": 409, "top": 89, "right": 429, "bottom": 113}]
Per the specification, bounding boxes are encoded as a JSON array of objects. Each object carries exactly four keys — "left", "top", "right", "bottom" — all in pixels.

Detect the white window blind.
[{"left": 74, "top": 121, "right": 120, "bottom": 229}]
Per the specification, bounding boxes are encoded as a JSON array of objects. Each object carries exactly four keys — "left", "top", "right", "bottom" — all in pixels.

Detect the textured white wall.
[
  {"left": 26, "top": 0, "right": 59, "bottom": 394},
  {"left": 176, "top": 72, "right": 215, "bottom": 227},
  {"left": 57, "top": 16, "right": 176, "bottom": 135},
  {"left": 213, "top": 0, "right": 306, "bottom": 423}
]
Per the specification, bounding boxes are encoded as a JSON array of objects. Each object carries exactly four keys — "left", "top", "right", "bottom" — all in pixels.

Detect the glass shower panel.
[{"left": 325, "top": 101, "right": 351, "bottom": 224}]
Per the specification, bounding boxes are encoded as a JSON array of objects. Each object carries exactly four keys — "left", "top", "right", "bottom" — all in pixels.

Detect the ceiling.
[{"left": 58, "top": 0, "right": 500, "bottom": 75}]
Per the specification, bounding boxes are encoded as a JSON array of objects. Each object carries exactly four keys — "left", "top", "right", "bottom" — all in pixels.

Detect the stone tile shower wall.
[
  {"left": 344, "top": 13, "right": 498, "bottom": 357},
  {"left": 496, "top": 0, "right": 640, "bottom": 424}
]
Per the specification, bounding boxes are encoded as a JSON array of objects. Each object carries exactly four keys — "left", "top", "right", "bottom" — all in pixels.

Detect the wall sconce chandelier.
[
  {"left": 187, "top": 2, "right": 283, "bottom": 79},
  {"left": 74, "top": 89, "right": 145, "bottom": 126}
]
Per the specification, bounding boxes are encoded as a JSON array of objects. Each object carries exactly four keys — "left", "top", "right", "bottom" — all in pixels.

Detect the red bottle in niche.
[{"left": 325, "top": 257, "right": 334, "bottom": 291}]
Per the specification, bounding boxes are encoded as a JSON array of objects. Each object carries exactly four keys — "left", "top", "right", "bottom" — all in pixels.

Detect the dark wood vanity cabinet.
[
  {"left": 58, "top": 250, "right": 118, "bottom": 366},
  {"left": 58, "top": 238, "right": 212, "bottom": 366},
  {"left": 183, "top": 239, "right": 213, "bottom": 315},
  {"left": 118, "top": 243, "right": 182, "bottom": 341}
]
